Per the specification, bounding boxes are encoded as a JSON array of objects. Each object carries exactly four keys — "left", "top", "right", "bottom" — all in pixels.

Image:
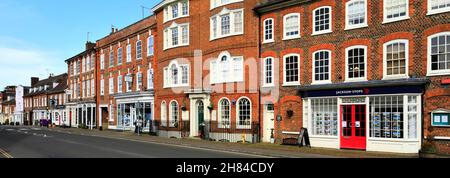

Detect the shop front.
[
  {"left": 299, "top": 79, "right": 428, "bottom": 153},
  {"left": 115, "top": 92, "right": 155, "bottom": 133}
]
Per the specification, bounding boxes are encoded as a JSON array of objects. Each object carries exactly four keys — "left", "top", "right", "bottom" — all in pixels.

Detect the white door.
[{"left": 263, "top": 104, "right": 275, "bottom": 143}]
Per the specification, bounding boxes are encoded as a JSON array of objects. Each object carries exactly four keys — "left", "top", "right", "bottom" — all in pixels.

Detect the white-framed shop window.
[
  {"left": 312, "top": 6, "right": 332, "bottom": 35},
  {"left": 345, "top": 0, "right": 368, "bottom": 30},
  {"left": 345, "top": 46, "right": 368, "bottom": 82},
  {"left": 283, "top": 54, "right": 300, "bottom": 86},
  {"left": 312, "top": 50, "right": 332, "bottom": 84},
  {"left": 310, "top": 98, "right": 338, "bottom": 136},
  {"left": 427, "top": 0, "right": 450, "bottom": 15},
  {"left": 263, "top": 18, "right": 274, "bottom": 43},
  {"left": 383, "top": 0, "right": 409, "bottom": 24},
  {"left": 383, "top": 39, "right": 409, "bottom": 79},
  {"left": 283, "top": 13, "right": 300, "bottom": 40},
  {"left": 427, "top": 32, "right": 450, "bottom": 76}
]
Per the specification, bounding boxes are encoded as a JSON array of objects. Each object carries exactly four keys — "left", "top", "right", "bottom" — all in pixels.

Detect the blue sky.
[{"left": 0, "top": 0, "right": 159, "bottom": 89}]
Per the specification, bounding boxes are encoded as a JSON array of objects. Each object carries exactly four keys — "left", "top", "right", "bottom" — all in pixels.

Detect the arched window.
[
  {"left": 312, "top": 6, "right": 332, "bottom": 35},
  {"left": 383, "top": 39, "right": 409, "bottom": 79},
  {"left": 428, "top": 32, "right": 450, "bottom": 76},
  {"left": 283, "top": 13, "right": 300, "bottom": 39},
  {"left": 237, "top": 97, "right": 251, "bottom": 129},
  {"left": 218, "top": 98, "right": 231, "bottom": 128},
  {"left": 312, "top": 50, "right": 332, "bottom": 84},
  {"left": 161, "top": 101, "right": 167, "bottom": 127},
  {"left": 169, "top": 101, "right": 179, "bottom": 128},
  {"left": 210, "top": 51, "right": 243, "bottom": 84},
  {"left": 163, "top": 60, "right": 189, "bottom": 88}
]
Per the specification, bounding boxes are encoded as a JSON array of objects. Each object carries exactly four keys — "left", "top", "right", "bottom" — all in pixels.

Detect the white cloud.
[{"left": 0, "top": 37, "right": 66, "bottom": 88}]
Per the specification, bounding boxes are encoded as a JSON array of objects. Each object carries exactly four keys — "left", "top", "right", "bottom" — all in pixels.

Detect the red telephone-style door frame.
[{"left": 340, "top": 105, "right": 367, "bottom": 150}]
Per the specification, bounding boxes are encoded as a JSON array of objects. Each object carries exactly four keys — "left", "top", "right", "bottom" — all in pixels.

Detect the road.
[{"left": 0, "top": 125, "right": 265, "bottom": 158}]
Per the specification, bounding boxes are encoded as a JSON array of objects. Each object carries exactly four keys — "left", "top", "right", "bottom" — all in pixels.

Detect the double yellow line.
[{"left": 0, "top": 148, "right": 13, "bottom": 158}]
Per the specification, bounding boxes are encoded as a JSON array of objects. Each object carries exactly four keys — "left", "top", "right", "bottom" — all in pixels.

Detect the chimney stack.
[
  {"left": 86, "top": 42, "right": 96, "bottom": 50},
  {"left": 31, "top": 77, "right": 39, "bottom": 86}
]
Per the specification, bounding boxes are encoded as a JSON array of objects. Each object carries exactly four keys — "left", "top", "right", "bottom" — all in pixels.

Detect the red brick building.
[
  {"left": 96, "top": 16, "right": 157, "bottom": 132},
  {"left": 65, "top": 42, "right": 97, "bottom": 128},
  {"left": 254, "top": 0, "right": 450, "bottom": 153},
  {"left": 151, "top": 0, "right": 263, "bottom": 141}
]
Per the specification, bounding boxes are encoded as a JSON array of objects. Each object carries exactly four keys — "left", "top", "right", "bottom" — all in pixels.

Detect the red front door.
[{"left": 340, "top": 105, "right": 366, "bottom": 150}]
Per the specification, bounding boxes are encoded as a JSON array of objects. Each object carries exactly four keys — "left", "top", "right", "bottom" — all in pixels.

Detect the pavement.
[{"left": 0, "top": 125, "right": 419, "bottom": 158}]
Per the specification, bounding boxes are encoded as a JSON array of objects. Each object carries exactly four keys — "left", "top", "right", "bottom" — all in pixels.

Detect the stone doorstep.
[{"left": 44, "top": 126, "right": 418, "bottom": 158}]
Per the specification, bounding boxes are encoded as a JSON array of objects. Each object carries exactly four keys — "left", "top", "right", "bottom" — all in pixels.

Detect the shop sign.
[{"left": 303, "top": 86, "right": 423, "bottom": 98}]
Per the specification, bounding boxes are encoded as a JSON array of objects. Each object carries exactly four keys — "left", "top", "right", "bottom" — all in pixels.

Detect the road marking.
[
  {"left": 49, "top": 129, "right": 272, "bottom": 158},
  {"left": 0, "top": 148, "right": 14, "bottom": 158}
]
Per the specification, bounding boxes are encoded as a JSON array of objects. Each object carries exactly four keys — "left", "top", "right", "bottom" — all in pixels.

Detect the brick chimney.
[
  {"left": 31, "top": 77, "right": 39, "bottom": 86},
  {"left": 85, "top": 42, "right": 96, "bottom": 50}
]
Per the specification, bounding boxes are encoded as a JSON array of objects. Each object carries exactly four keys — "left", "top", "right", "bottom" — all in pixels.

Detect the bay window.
[
  {"left": 164, "top": 23, "right": 189, "bottom": 50},
  {"left": 163, "top": 61, "right": 190, "bottom": 88},
  {"left": 210, "top": 8, "right": 244, "bottom": 40},
  {"left": 164, "top": 0, "right": 189, "bottom": 22},
  {"left": 210, "top": 52, "right": 244, "bottom": 84}
]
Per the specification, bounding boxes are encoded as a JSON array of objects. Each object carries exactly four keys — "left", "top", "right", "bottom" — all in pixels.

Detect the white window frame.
[
  {"left": 169, "top": 100, "right": 179, "bottom": 128},
  {"left": 345, "top": 0, "right": 368, "bottom": 30},
  {"left": 312, "top": 50, "right": 332, "bottom": 85},
  {"left": 210, "top": 0, "right": 243, "bottom": 10},
  {"left": 345, "top": 45, "right": 368, "bottom": 82},
  {"left": 117, "top": 47, "right": 123, "bottom": 65},
  {"left": 136, "top": 40, "right": 142, "bottom": 60},
  {"left": 236, "top": 96, "right": 252, "bottom": 129},
  {"left": 218, "top": 97, "right": 231, "bottom": 129},
  {"left": 210, "top": 8, "right": 244, "bottom": 41},
  {"left": 163, "top": 60, "right": 190, "bottom": 88},
  {"left": 263, "top": 57, "right": 275, "bottom": 87},
  {"left": 427, "top": 0, "right": 450, "bottom": 15},
  {"left": 117, "top": 75, "right": 123, "bottom": 93},
  {"left": 283, "top": 54, "right": 301, "bottom": 86},
  {"left": 126, "top": 43, "right": 132, "bottom": 63},
  {"left": 147, "top": 68, "right": 154, "bottom": 89},
  {"left": 109, "top": 50, "right": 114, "bottom": 68},
  {"left": 164, "top": 22, "right": 189, "bottom": 50},
  {"left": 100, "top": 79, "right": 104, "bottom": 96},
  {"left": 427, "top": 32, "right": 450, "bottom": 76},
  {"left": 136, "top": 72, "right": 143, "bottom": 91},
  {"left": 164, "top": 0, "right": 189, "bottom": 23},
  {"left": 100, "top": 52, "right": 105, "bottom": 70},
  {"left": 161, "top": 101, "right": 167, "bottom": 127},
  {"left": 210, "top": 51, "right": 244, "bottom": 84},
  {"left": 383, "top": 0, "right": 410, "bottom": 24},
  {"left": 383, "top": 39, "right": 410, "bottom": 80},
  {"left": 147, "top": 36, "right": 154, "bottom": 56},
  {"left": 263, "top": 18, "right": 274, "bottom": 43},
  {"left": 109, "top": 77, "right": 114, "bottom": 94},
  {"left": 283, "top": 13, "right": 301, "bottom": 40},
  {"left": 312, "top": 6, "right": 333, "bottom": 36}
]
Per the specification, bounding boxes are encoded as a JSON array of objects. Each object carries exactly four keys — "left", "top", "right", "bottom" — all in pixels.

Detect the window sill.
[
  {"left": 282, "top": 35, "right": 301, "bottom": 41},
  {"left": 262, "top": 40, "right": 274, "bottom": 44},
  {"left": 210, "top": 33, "right": 244, "bottom": 41},
  {"left": 345, "top": 78, "right": 368, "bottom": 83},
  {"left": 382, "top": 75, "right": 409, "bottom": 80},
  {"left": 163, "top": 44, "right": 190, "bottom": 51},
  {"left": 282, "top": 83, "right": 300, "bottom": 87},
  {"left": 236, "top": 125, "right": 252, "bottom": 130},
  {"left": 344, "top": 24, "right": 368, "bottom": 31},
  {"left": 163, "top": 15, "right": 189, "bottom": 24},
  {"left": 312, "top": 30, "right": 332, "bottom": 36},
  {"left": 262, "top": 84, "right": 275, "bottom": 88},
  {"left": 427, "top": 9, "right": 450, "bottom": 16},
  {"left": 312, "top": 81, "right": 332, "bottom": 85},
  {"left": 382, "top": 16, "right": 410, "bottom": 24},
  {"left": 427, "top": 71, "right": 450, "bottom": 77}
]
